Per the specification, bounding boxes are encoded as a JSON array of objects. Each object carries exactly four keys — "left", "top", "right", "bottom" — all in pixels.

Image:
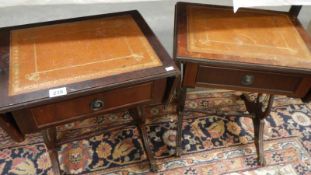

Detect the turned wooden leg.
[
  {"left": 0, "top": 113, "right": 25, "bottom": 142},
  {"left": 176, "top": 87, "right": 187, "bottom": 157},
  {"left": 42, "top": 127, "right": 61, "bottom": 175},
  {"left": 241, "top": 94, "right": 274, "bottom": 166},
  {"left": 130, "top": 107, "right": 157, "bottom": 172}
]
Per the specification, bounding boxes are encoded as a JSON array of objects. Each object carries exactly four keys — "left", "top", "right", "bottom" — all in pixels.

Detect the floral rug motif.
[
  {"left": 226, "top": 164, "right": 301, "bottom": 175},
  {"left": 0, "top": 89, "right": 310, "bottom": 175},
  {"left": 59, "top": 126, "right": 146, "bottom": 174}
]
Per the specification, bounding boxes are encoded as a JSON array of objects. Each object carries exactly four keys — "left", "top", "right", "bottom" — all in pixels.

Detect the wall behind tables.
[{"left": 0, "top": 0, "right": 310, "bottom": 56}]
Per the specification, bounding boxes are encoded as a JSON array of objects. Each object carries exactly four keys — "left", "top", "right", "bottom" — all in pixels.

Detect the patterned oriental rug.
[{"left": 0, "top": 89, "right": 310, "bottom": 175}]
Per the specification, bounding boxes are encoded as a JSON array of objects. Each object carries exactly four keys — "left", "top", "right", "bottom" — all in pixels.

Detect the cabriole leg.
[{"left": 241, "top": 94, "right": 274, "bottom": 166}]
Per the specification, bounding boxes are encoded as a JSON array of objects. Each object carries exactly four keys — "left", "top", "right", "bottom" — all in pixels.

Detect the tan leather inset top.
[
  {"left": 179, "top": 5, "right": 311, "bottom": 69},
  {"left": 9, "top": 15, "right": 162, "bottom": 96}
]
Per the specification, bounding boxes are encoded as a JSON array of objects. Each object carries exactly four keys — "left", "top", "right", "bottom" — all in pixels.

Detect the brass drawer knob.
[
  {"left": 90, "top": 99, "right": 104, "bottom": 111},
  {"left": 241, "top": 74, "right": 254, "bottom": 86}
]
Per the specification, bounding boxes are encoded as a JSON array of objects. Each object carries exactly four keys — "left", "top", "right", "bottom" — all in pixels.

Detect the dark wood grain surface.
[{"left": 196, "top": 65, "right": 311, "bottom": 97}]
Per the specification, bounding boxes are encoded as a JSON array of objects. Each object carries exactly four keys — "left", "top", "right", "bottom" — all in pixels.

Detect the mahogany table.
[
  {"left": 174, "top": 2, "right": 311, "bottom": 165},
  {"left": 0, "top": 11, "right": 179, "bottom": 173}
]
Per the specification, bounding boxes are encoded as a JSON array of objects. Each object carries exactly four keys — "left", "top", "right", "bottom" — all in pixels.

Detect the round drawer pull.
[
  {"left": 90, "top": 99, "right": 104, "bottom": 111},
  {"left": 241, "top": 74, "right": 254, "bottom": 86}
]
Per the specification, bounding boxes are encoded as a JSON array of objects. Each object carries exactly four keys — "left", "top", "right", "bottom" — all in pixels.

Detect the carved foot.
[
  {"left": 150, "top": 162, "right": 159, "bottom": 172},
  {"left": 257, "top": 156, "right": 266, "bottom": 166},
  {"left": 175, "top": 146, "right": 183, "bottom": 157}
]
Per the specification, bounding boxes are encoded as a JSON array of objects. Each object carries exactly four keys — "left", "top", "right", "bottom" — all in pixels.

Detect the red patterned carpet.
[{"left": 0, "top": 89, "right": 310, "bottom": 175}]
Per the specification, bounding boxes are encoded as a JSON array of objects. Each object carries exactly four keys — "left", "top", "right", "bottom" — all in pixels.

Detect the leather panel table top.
[{"left": 9, "top": 15, "right": 161, "bottom": 96}]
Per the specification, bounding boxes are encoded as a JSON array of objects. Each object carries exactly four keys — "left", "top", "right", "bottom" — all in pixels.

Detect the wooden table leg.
[
  {"left": 0, "top": 113, "right": 25, "bottom": 142},
  {"left": 302, "top": 89, "right": 311, "bottom": 103},
  {"left": 253, "top": 114, "right": 266, "bottom": 165},
  {"left": 176, "top": 87, "right": 187, "bottom": 157},
  {"left": 241, "top": 94, "right": 274, "bottom": 166},
  {"left": 42, "top": 127, "right": 61, "bottom": 175},
  {"left": 130, "top": 107, "right": 157, "bottom": 172}
]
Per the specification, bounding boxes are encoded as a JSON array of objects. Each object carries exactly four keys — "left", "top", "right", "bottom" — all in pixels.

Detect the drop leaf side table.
[
  {"left": 0, "top": 11, "right": 179, "bottom": 173},
  {"left": 174, "top": 2, "right": 311, "bottom": 165}
]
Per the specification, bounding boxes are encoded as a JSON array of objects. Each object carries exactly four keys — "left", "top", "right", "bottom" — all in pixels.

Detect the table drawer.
[
  {"left": 196, "top": 65, "right": 302, "bottom": 94},
  {"left": 31, "top": 82, "right": 153, "bottom": 128}
]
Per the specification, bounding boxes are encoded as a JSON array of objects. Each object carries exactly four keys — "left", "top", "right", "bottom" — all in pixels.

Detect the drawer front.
[
  {"left": 31, "top": 82, "right": 153, "bottom": 127},
  {"left": 196, "top": 65, "right": 302, "bottom": 94}
]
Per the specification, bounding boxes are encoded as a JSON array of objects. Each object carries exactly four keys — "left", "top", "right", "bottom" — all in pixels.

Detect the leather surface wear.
[
  {"left": 9, "top": 15, "right": 162, "bottom": 96},
  {"left": 178, "top": 5, "right": 311, "bottom": 69}
]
